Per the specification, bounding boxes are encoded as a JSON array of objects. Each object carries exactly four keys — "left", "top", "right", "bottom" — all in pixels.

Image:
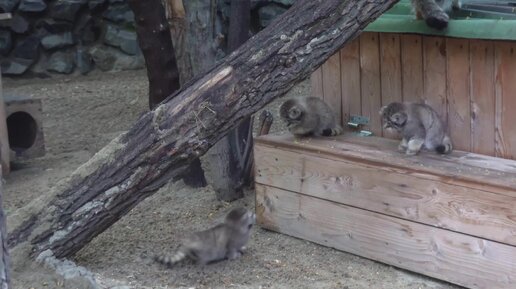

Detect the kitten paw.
[
  {"left": 406, "top": 150, "right": 419, "bottom": 156},
  {"left": 227, "top": 250, "right": 243, "bottom": 260}
]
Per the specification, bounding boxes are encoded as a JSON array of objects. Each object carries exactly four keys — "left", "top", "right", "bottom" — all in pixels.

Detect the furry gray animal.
[
  {"left": 380, "top": 102, "right": 453, "bottom": 155},
  {"left": 279, "top": 97, "right": 343, "bottom": 137},
  {"left": 154, "top": 207, "right": 256, "bottom": 267},
  {"left": 412, "top": 0, "right": 462, "bottom": 30}
]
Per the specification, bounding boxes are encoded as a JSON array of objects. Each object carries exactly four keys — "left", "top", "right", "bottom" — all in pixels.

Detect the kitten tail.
[{"left": 322, "top": 125, "right": 343, "bottom": 136}]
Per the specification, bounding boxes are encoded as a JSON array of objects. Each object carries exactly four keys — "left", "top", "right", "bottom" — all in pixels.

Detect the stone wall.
[{"left": 0, "top": 0, "right": 294, "bottom": 77}]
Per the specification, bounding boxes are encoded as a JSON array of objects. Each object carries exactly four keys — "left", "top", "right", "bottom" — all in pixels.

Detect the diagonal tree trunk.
[{"left": 7, "top": 0, "right": 400, "bottom": 259}]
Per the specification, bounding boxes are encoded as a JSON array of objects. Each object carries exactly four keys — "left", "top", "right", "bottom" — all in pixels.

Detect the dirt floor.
[{"left": 3, "top": 70, "right": 463, "bottom": 289}]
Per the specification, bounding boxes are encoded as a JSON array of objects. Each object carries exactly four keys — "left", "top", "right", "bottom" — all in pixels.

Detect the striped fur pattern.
[
  {"left": 411, "top": 0, "right": 462, "bottom": 30},
  {"left": 380, "top": 102, "right": 453, "bottom": 155},
  {"left": 279, "top": 97, "right": 343, "bottom": 137},
  {"left": 154, "top": 207, "right": 256, "bottom": 267}
]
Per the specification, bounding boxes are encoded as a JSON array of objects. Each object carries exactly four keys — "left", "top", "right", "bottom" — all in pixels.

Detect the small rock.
[
  {"left": 35, "top": 18, "right": 73, "bottom": 34},
  {"left": 74, "top": 14, "right": 100, "bottom": 44},
  {"left": 47, "top": 51, "right": 75, "bottom": 74},
  {"left": 102, "top": 3, "right": 134, "bottom": 24},
  {"left": 0, "top": 0, "right": 19, "bottom": 12},
  {"left": 0, "top": 57, "right": 33, "bottom": 75},
  {"left": 9, "top": 13, "right": 29, "bottom": 34},
  {"left": 50, "top": 0, "right": 87, "bottom": 22},
  {"left": 103, "top": 24, "right": 139, "bottom": 55},
  {"left": 0, "top": 29, "right": 12, "bottom": 55},
  {"left": 89, "top": 45, "right": 144, "bottom": 72},
  {"left": 18, "top": 0, "right": 47, "bottom": 12},
  {"left": 75, "top": 47, "right": 93, "bottom": 75},
  {"left": 258, "top": 4, "right": 287, "bottom": 27},
  {"left": 89, "top": 45, "right": 115, "bottom": 71},
  {"left": 14, "top": 35, "right": 40, "bottom": 60},
  {"left": 41, "top": 32, "right": 75, "bottom": 49},
  {"left": 88, "top": 0, "right": 106, "bottom": 10}
]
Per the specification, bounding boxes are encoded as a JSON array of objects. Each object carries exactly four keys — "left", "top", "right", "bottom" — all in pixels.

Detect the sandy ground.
[{"left": 3, "top": 70, "right": 463, "bottom": 289}]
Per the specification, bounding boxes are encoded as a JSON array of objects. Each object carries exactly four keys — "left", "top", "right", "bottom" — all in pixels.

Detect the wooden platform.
[{"left": 254, "top": 133, "right": 516, "bottom": 289}]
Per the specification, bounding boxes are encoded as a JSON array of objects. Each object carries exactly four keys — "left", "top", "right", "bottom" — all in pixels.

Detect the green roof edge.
[{"left": 364, "top": 18, "right": 516, "bottom": 41}]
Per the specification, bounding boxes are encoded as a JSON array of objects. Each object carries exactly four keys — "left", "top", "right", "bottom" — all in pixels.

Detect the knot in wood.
[{"left": 283, "top": 56, "right": 297, "bottom": 68}]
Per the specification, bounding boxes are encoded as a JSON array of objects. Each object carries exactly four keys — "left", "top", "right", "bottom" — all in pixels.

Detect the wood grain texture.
[
  {"left": 423, "top": 36, "right": 447, "bottom": 118},
  {"left": 446, "top": 38, "right": 471, "bottom": 151},
  {"left": 470, "top": 40, "right": 495, "bottom": 156},
  {"left": 255, "top": 134, "right": 516, "bottom": 194},
  {"left": 401, "top": 35, "right": 424, "bottom": 103},
  {"left": 359, "top": 32, "right": 382, "bottom": 135},
  {"left": 339, "top": 38, "right": 361, "bottom": 123},
  {"left": 380, "top": 33, "right": 402, "bottom": 139},
  {"left": 495, "top": 42, "right": 516, "bottom": 159},
  {"left": 310, "top": 67, "right": 324, "bottom": 98},
  {"left": 256, "top": 185, "right": 516, "bottom": 289},
  {"left": 254, "top": 144, "right": 516, "bottom": 246},
  {"left": 322, "top": 52, "right": 342, "bottom": 123}
]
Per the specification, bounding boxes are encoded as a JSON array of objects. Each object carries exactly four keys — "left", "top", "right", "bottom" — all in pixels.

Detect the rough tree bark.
[
  {"left": 129, "top": 0, "right": 207, "bottom": 188},
  {"left": 204, "top": 0, "right": 253, "bottom": 201},
  {"left": 0, "top": 167, "right": 10, "bottom": 288},
  {"left": 7, "top": 0, "right": 399, "bottom": 259},
  {"left": 127, "top": 0, "right": 181, "bottom": 110}
]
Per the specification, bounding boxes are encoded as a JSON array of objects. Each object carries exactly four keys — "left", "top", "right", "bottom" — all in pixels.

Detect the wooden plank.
[
  {"left": 255, "top": 134, "right": 516, "bottom": 193},
  {"left": 446, "top": 38, "right": 471, "bottom": 152},
  {"left": 380, "top": 33, "right": 402, "bottom": 139},
  {"left": 495, "top": 41, "right": 516, "bottom": 160},
  {"left": 400, "top": 35, "right": 424, "bottom": 103},
  {"left": 321, "top": 52, "right": 342, "bottom": 123},
  {"left": 310, "top": 67, "right": 324, "bottom": 98},
  {"left": 359, "top": 32, "right": 382, "bottom": 135},
  {"left": 254, "top": 144, "right": 516, "bottom": 246},
  {"left": 339, "top": 38, "right": 361, "bottom": 124},
  {"left": 470, "top": 40, "right": 496, "bottom": 156},
  {"left": 256, "top": 185, "right": 516, "bottom": 289},
  {"left": 423, "top": 36, "right": 447, "bottom": 118}
]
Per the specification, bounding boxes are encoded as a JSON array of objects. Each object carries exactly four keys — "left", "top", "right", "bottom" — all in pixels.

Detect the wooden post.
[
  {"left": 206, "top": 0, "right": 253, "bottom": 201},
  {"left": 127, "top": 0, "right": 181, "bottom": 110},
  {"left": 7, "top": 0, "right": 400, "bottom": 259},
  {"left": 0, "top": 72, "right": 9, "bottom": 175},
  {"left": 0, "top": 13, "right": 11, "bottom": 175}
]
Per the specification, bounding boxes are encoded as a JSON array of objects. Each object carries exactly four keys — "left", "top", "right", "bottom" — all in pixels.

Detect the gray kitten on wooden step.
[{"left": 279, "top": 97, "right": 343, "bottom": 137}]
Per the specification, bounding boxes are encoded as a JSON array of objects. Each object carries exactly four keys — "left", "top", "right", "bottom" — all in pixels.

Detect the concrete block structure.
[{"left": 4, "top": 94, "right": 45, "bottom": 159}]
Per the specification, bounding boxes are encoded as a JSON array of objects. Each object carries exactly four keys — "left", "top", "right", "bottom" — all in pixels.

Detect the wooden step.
[{"left": 254, "top": 133, "right": 516, "bottom": 289}]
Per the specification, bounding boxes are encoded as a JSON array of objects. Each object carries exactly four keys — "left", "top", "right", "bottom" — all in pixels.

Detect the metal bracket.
[
  {"left": 358, "top": 130, "right": 373, "bottom": 137},
  {"left": 347, "top": 115, "right": 370, "bottom": 129},
  {"left": 347, "top": 115, "right": 373, "bottom": 136}
]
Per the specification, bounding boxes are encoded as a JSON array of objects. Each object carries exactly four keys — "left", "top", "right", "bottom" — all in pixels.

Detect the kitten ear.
[{"left": 379, "top": 106, "right": 387, "bottom": 115}]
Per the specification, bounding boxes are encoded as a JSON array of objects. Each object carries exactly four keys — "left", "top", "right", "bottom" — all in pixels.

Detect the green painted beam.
[
  {"left": 365, "top": 18, "right": 516, "bottom": 40},
  {"left": 365, "top": 0, "right": 516, "bottom": 40}
]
